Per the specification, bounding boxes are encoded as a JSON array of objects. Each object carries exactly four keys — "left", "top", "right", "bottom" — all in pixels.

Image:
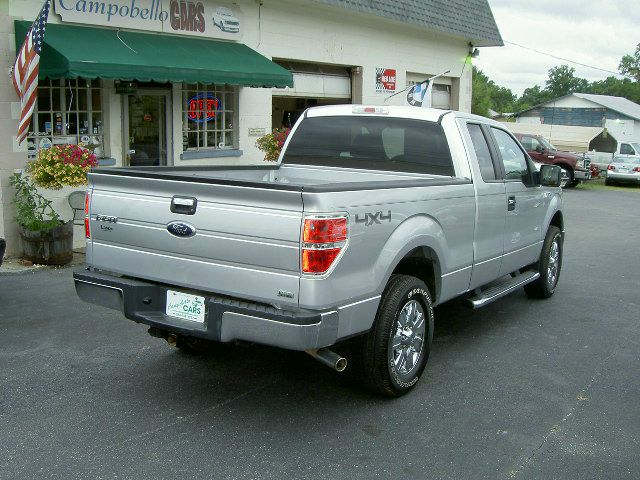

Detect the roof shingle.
[{"left": 311, "top": 0, "right": 503, "bottom": 47}]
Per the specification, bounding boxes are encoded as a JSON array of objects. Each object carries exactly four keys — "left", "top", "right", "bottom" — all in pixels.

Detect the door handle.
[
  {"left": 171, "top": 196, "right": 198, "bottom": 215},
  {"left": 507, "top": 196, "right": 516, "bottom": 211}
]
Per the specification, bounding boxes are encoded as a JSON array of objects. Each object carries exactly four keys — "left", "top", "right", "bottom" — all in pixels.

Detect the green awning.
[{"left": 14, "top": 21, "right": 293, "bottom": 88}]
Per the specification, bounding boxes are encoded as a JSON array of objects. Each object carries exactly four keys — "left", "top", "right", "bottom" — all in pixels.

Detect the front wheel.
[
  {"left": 352, "top": 274, "right": 434, "bottom": 397},
  {"left": 524, "top": 226, "right": 563, "bottom": 299}
]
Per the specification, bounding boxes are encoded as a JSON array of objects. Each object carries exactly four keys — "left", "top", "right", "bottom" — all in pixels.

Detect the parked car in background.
[
  {"left": 513, "top": 133, "right": 590, "bottom": 188},
  {"left": 605, "top": 156, "right": 640, "bottom": 186},
  {"left": 212, "top": 7, "right": 240, "bottom": 33},
  {"left": 0, "top": 237, "right": 5, "bottom": 267}
]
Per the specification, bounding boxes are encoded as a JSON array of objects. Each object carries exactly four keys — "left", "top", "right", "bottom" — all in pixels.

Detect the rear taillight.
[
  {"left": 634, "top": 167, "right": 640, "bottom": 173},
  {"left": 301, "top": 215, "right": 348, "bottom": 274},
  {"left": 303, "top": 217, "right": 347, "bottom": 243},
  {"left": 84, "top": 191, "right": 91, "bottom": 239},
  {"left": 608, "top": 165, "right": 615, "bottom": 171}
]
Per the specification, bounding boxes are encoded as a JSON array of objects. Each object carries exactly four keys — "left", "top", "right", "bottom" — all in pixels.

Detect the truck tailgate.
[{"left": 86, "top": 172, "right": 303, "bottom": 307}]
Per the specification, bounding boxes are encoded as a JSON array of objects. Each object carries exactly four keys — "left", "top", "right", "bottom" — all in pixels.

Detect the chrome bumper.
[{"left": 574, "top": 169, "right": 591, "bottom": 181}]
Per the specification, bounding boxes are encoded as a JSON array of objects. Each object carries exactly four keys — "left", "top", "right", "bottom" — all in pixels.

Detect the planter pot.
[{"left": 18, "top": 220, "right": 74, "bottom": 266}]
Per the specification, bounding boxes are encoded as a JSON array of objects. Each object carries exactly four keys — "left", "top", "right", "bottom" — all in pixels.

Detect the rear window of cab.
[{"left": 282, "top": 116, "right": 454, "bottom": 176}]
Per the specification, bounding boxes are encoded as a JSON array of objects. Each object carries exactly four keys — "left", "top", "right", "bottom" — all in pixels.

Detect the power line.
[{"left": 504, "top": 40, "right": 633, "bottom": 80}]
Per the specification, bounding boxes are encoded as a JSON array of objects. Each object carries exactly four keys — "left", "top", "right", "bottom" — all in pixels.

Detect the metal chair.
[{"left": 68, "top": 190, "right": 86, "bottom": 225}]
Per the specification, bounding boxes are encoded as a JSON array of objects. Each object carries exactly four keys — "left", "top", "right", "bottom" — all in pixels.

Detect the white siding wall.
[{"left": 1, "top": 0, "right": 473, "bottom": 253}]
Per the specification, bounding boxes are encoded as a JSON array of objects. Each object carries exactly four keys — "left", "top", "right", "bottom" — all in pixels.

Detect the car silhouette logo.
[{"left": 167, "top": 222, "right": 196, "bottom": 238}]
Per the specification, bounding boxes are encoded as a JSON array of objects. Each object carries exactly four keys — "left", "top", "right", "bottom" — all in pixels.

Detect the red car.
[
  {"left": 513, "top": 133, "right": 591, "bottom": 188},
  {"left": 0, "top": 237, "right": 5, "bottom": 267}
]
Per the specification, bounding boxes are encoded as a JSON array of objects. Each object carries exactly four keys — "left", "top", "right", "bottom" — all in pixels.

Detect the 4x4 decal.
[{"left": 355, "top": 210, "right": 391, "bottom": 226}]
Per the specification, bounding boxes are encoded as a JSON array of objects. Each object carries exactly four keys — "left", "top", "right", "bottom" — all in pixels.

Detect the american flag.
[{"left": 12, "top": 0, "right": 51, "bottom": 145}]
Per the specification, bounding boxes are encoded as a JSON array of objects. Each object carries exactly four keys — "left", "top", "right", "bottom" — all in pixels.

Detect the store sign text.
[
  {"left": 375, "top": 68, "right": 396, "bottom": 93},
  {"left": 187, "top": 93, "right": 220, "bottom": 123},
  {"left": 53, "top": 0, "right": 241, "bottom": 39},
  {"left": 170, "top": 1, "right": 205, "bottom": 33}
]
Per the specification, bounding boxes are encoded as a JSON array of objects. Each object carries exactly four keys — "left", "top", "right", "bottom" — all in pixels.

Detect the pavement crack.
[{"left": 506, "top": 348, "right": 618, "bottom": 479}]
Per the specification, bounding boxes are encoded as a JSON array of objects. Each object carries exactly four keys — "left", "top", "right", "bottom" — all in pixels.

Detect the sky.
[{"left": 475, "top": 0, "right": 640, "bottom": 97}]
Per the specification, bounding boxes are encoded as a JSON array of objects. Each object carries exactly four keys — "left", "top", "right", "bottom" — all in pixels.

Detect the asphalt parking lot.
[{"left": 1, "top": 188, "right": 639, "bottom": 480}]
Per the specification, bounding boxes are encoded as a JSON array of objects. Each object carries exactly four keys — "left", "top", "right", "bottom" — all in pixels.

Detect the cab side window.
[
  {"left": 467, "top": 123, "right": 497, "bottom": 181},
  {"left": 620, "top": 143, "right": 634, "bottom": 155},
  {"left": 491, "top": 128, "right": 531, "bottom": 184},
  {"left": 520, "top": 136, "right": 534, "bottom": 150}
]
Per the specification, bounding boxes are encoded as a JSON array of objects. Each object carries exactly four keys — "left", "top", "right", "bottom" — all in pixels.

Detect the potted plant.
[
  {"left": 256, "top": 127, "right": 291, "bottom": 161},
  {"left": 11, "top": 144, "right": 97, "bottom": 266}
]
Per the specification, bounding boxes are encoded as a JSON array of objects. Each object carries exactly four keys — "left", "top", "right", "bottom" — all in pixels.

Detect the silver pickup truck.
[{"left": 74, "top": 105, "right": 564, "bottom": 396}]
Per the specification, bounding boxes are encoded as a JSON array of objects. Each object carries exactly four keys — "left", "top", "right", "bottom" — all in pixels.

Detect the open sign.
[{"left": 187, "top": 93, "right": 221, "bottom": 123}]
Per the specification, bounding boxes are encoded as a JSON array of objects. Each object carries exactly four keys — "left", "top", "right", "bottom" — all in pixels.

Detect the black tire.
[
  {"left": 560, "top": 166, "right": 575, "bottom": 188},
  {"left": 524, "top": 226, "right": 563, "bottom": 299},
  {"left": 351, "top": 274, "right": 434, "bottom": 397}
]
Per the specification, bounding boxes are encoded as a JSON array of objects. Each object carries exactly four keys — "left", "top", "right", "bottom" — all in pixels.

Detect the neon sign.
[{"left": 187, "top": 93, "right": 220, "bottom": 123}]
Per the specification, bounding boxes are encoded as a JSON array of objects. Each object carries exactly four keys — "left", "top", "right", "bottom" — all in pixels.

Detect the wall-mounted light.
[{"left": 468, "top": 43, "right": 480, "bottom": 58}]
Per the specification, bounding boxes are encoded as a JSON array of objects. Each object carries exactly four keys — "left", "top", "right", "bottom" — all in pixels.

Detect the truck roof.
[{"left": 304, "top": 104, "right": 504, "bottom": 127}]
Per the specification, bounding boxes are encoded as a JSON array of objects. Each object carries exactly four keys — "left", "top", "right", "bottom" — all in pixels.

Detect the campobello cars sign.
[{"left": 53, "top": 0, "right": 242, "bottom": 40}]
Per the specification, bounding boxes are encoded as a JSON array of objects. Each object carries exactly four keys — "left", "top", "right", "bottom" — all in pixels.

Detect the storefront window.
[
  {"left": 27, "top": 79, "right": 104, "bottom": 158},
  {"left": 182, "top": 83, "right": 237, "bottom": 151}
]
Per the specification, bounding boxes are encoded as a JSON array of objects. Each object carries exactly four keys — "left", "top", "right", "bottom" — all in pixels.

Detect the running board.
[{"left": 467, "top": 271, "right": 540, "bottom": 309}]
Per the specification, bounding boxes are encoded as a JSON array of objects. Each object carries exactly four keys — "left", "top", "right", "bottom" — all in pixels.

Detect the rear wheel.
[
  {"left": 524, "top": 226, "right": 563, "bottom": 299},
  {"left": 352, "top": 274, "right": 434, "bottom": 397}
]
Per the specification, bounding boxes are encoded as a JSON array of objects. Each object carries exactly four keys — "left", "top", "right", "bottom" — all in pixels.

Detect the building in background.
[
  {"left": 0, "top": 0, "right": 502, "bottom": 256},
  {"left": 513, "top": 93, "right": 640, "bottom": 144}
]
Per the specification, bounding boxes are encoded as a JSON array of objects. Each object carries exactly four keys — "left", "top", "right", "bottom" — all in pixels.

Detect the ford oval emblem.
[{"left": 167, "top": 221, "right": 196, "bottom": 238}]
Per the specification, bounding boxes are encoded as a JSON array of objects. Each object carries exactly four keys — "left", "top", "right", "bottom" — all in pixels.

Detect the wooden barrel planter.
[{"left": 18, "top": 220, "right": 74, "bottom": 266}]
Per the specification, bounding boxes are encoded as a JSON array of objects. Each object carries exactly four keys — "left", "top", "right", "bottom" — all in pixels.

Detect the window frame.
[
  {"left": 27, "top": 78, "right": 105, "bottom": 158},
  {"left": 488, "top": 126, "right": 536, "bottom": 186},
  {"left": 620, "top": 143, "right": 634, "bottom": 155},
  {"left": 465, "top": 122, "right": 502, "bottom": 183},
  {"left": 181, "top": 83, "right": 239, "bottom": 152}
]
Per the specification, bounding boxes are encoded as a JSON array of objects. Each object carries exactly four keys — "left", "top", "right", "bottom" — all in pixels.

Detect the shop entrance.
[{"left": 124, "top": 90, "right": 172, "bottom": 166}]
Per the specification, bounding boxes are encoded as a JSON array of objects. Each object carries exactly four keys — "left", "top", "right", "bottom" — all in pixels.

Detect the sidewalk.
[{"left": 0, "top": 248, "right": 85, "bottom": 275}]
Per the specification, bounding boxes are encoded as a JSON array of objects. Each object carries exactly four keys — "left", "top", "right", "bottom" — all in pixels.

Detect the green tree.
[
  {"left": 471, "top": 67, "right": 492, "bottom": 117},
  {"left": 471, "top": 67, "right": 516, "bottom": 116},
  {"left": 619, "top": 43, "right": 640, "bottom": 82},
  {"left": 545, "top": 65, "right": 589, "bottom": 98},
  {"left": 515, "top": 85, "right": 550, "bottom": 111}
]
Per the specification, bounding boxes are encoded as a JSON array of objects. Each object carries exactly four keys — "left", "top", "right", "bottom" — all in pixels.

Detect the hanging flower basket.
[{"left": 26, "top": 143, "right": 98, "bottom": 190}]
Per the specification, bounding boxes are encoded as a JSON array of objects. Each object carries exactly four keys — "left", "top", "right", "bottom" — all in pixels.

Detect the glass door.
[{"left": 124, "top": 92, "right": 171, "bottom": 166}]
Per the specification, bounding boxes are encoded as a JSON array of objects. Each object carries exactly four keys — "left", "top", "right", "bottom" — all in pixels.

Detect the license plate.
[
  {"left": 166, "top": 290, "right": 205, "bottom": 323},
  {"left": 619, "top": 167, "right": 628, "bottom": 172}
]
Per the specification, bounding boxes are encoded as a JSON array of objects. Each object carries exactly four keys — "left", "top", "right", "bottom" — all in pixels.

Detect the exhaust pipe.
[{"left": 305, "top": 348, "right": 347, "bottom": 372}]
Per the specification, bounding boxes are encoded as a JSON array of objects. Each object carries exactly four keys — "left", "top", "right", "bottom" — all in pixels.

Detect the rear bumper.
[
  {"left": 73, "top": 269, "right": 340, "bottom": 351},
  {"left": 606, "top": 171, "right": 640, "bottom": 183}
]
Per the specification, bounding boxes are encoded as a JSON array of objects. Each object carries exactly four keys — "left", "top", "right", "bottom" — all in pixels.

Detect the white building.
[
  {"left": 514, "top": 93, "right": 640, "bottom": 143},
  {"left": 0, "top": 0, "right": 502, "bottom": 256}
]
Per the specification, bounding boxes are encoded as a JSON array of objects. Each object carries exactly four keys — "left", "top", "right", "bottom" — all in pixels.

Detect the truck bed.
[{"left": 94, "top": 163, "right": 466, "bottom": 192}]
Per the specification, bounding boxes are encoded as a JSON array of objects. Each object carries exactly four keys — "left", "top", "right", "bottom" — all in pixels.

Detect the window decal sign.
[
  {"left": 376, "top": 68, "right": 396, "bottom": 93},
  {"left": 187, "top": 93, "right": 220, "bottom": 123}
]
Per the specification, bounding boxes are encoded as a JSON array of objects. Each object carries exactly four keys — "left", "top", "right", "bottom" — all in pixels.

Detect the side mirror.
[{"left": 540, "top": 164, "right": 562, "bottom": 187}]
